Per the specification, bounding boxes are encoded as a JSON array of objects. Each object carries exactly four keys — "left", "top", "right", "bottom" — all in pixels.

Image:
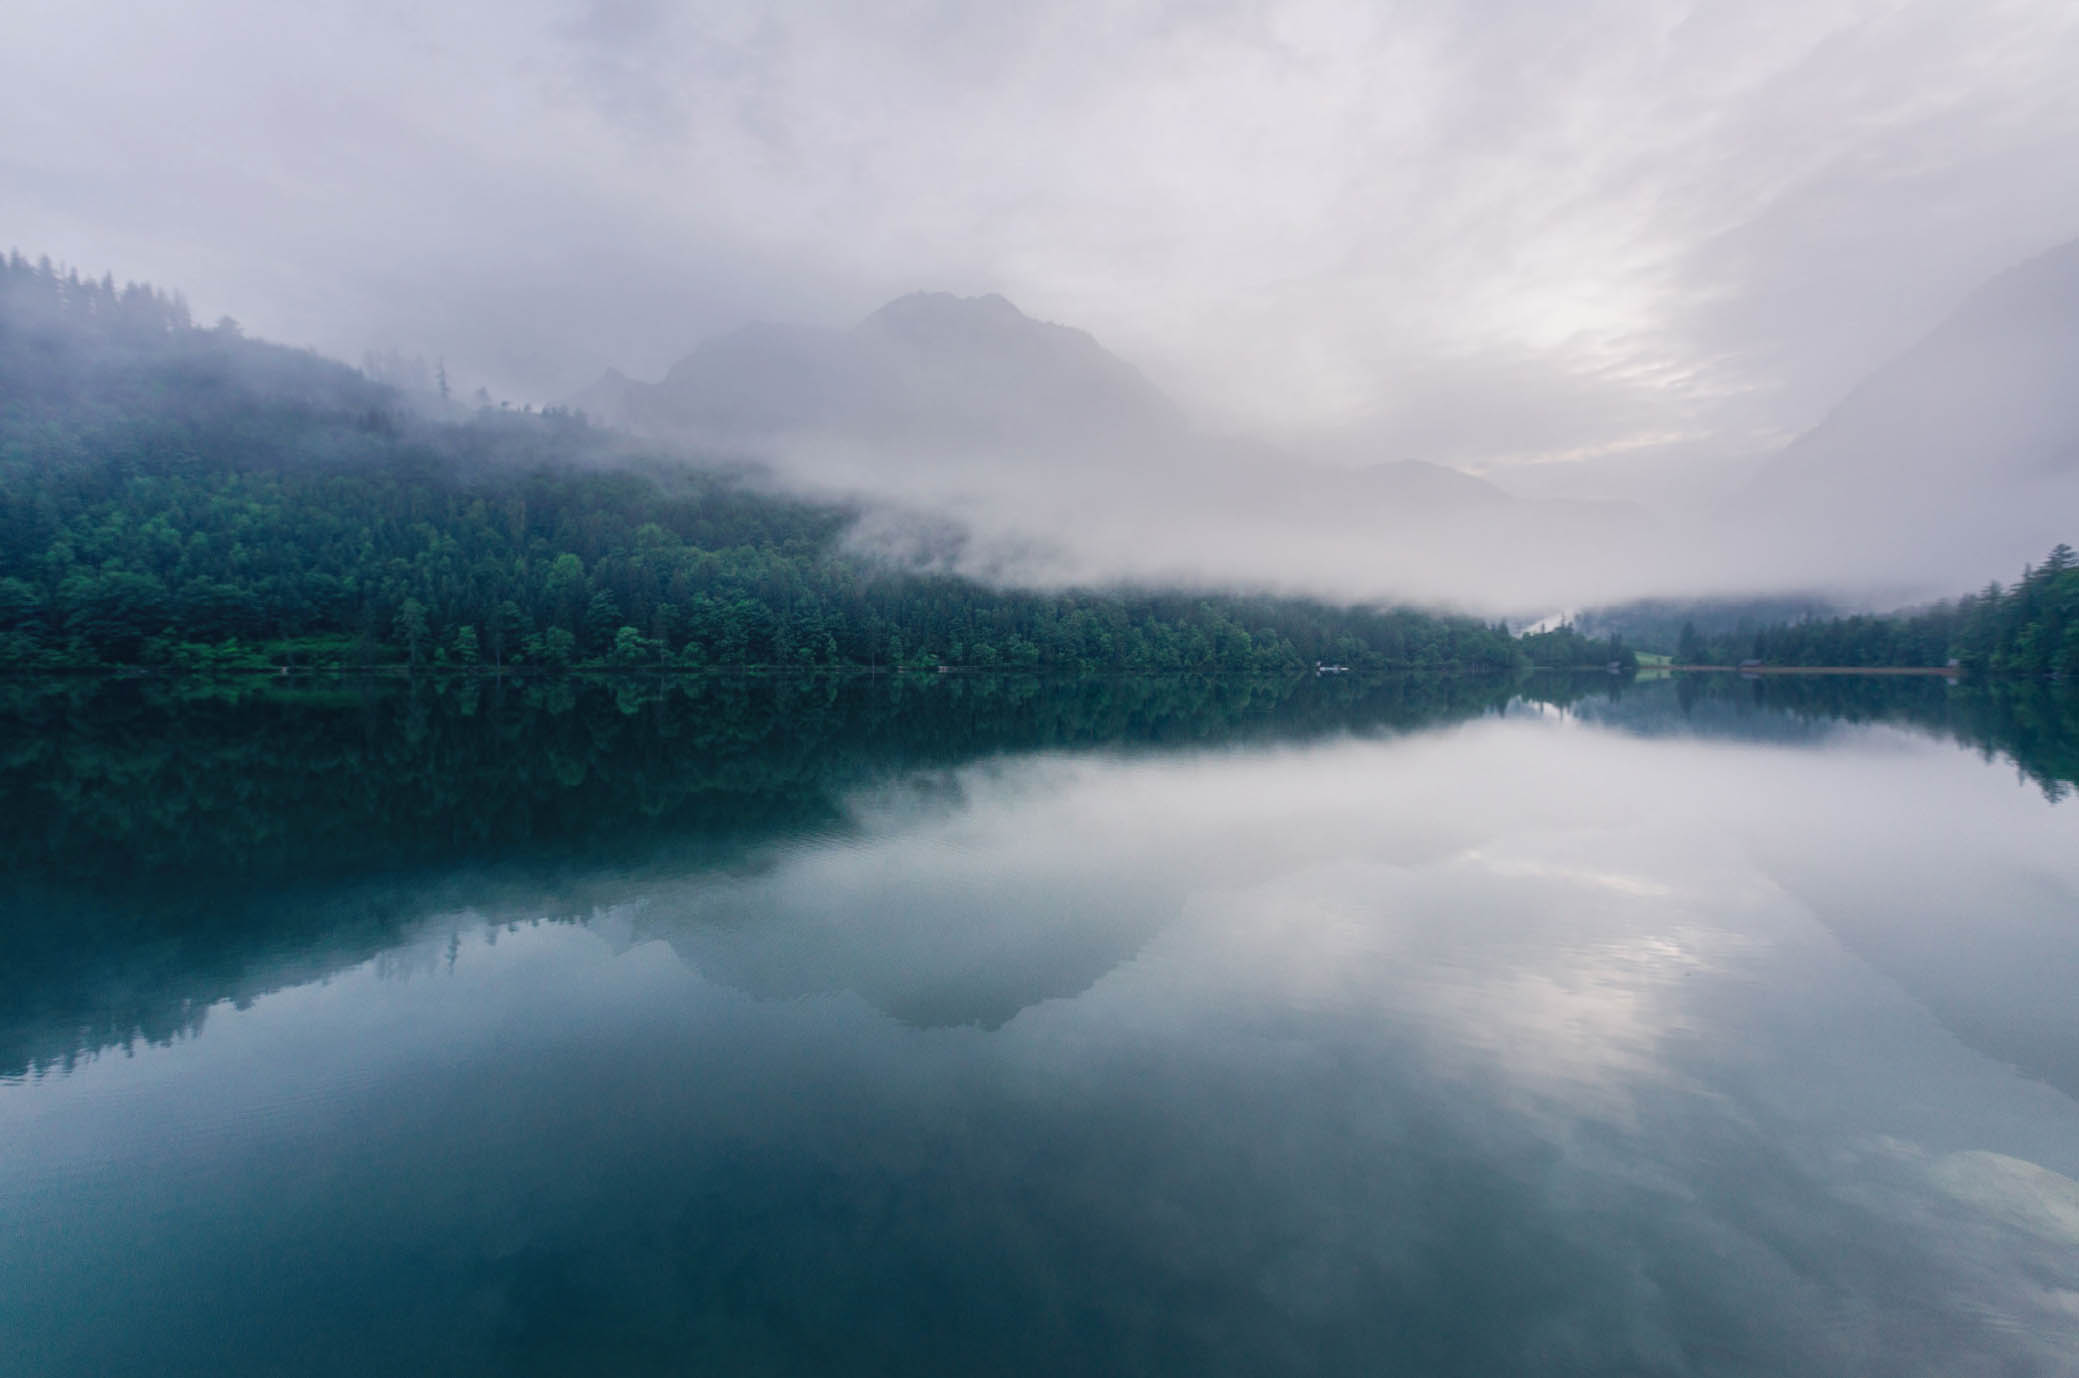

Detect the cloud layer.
[{"left": 9, "top": 0, "right": 2079, "bottom": 495}]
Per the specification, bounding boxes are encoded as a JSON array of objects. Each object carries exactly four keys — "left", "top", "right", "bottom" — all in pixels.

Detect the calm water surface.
[{"left": 2, "top": 674, "right": 2077, "bottom": 1376}]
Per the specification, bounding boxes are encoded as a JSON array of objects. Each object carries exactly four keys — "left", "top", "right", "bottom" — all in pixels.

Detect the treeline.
[
  {"left": 1578, "top": 595, "right": 1834, "bottom": 659},
  {"left": 1513, "top": 622, "right": 1637, "bottom": 671},
  {"left": 1671, "top": 547, "right": 2079, "bottom": 677},
  {"left": 1, "top": 252, "right": 1532, "bottom": 675}
]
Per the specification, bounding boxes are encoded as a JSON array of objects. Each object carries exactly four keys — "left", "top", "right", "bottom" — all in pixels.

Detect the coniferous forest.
[
  {"left": 1, "top": 254, "right": 1602, "bottom": 675},
  {"left": 12, "top": 251, "right": 2065, "bottom": 682},
  {"left": 1667, "top": 550, "right": 2079, "bottom": 677}
]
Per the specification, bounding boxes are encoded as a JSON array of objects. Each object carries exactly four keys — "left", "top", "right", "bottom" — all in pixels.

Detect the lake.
[{"left": 2, "top": 672, "right": 2077, "bottom": 1376}]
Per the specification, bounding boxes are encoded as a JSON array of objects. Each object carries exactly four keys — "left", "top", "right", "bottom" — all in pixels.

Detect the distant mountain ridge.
[
  {"left": 1738, "top": 236, "right": 2079, "bottom": 589},
  {"left": 569, "top": 289, "right": 1666, "bottom": 610},
  {"left": 574, "top": 291, "right": 1181, "bottom": 449},
  {"left": 572, "top": 290, "right": 1544, "bottom": 513},
  {"left": 1756, "top": 237, "right": 2079, "bottom": 491}
]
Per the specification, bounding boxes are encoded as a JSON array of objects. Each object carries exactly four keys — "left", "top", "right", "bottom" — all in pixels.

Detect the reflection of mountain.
[
  {"left": 1739, "top": 238, "right": 2079, "bottom": 590},
  {"left": 640, "top": 761, "right": 1191, "bottom": 1030},
  {"left": 0, "top": 672, "right": 1529, "bottom": 1074},
  {"left": 649, "top": 814, "right": 1176, "bottom": 1031},
  {"left": 1773, "top": 856, "right": 2079, "bottom": 1108},
  {"left": 10, "top": 670, "right": 2073, "bottom": 1075},
  {"left": 1567, "top": 672, "right": 2079, "bottom": 1104}
]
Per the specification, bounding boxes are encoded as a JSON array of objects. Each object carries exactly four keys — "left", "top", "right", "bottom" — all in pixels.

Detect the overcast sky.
[{"left": 8, "top": 0, "right": 2079, "bottom": 496}]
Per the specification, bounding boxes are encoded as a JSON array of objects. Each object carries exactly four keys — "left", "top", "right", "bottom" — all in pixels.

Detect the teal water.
[{"left": 2, "top": 674, "right": 2077, "bottom": 1376}]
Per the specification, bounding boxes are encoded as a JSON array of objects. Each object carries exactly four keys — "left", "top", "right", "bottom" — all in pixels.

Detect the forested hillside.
[
  {"left": 0, "top": 253, "right": 1538, "bottom": 674},
  {"left": 1666, "top": 549, "right": 2078, "bottom": 677}
]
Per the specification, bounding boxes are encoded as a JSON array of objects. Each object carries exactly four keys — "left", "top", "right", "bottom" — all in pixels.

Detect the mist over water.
[{"left": 3, "top": 674, "right": 2077, "bottom": 1376}]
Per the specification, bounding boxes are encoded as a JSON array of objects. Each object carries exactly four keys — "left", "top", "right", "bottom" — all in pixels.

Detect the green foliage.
[
  {"left": 534, "top": 627, "right": 577, "bottom": 668},
  {"left": 1576, "top": 596, "right": 1835, "bottom": 660},
  {"left": 0, "top": 252, "right": 1523, "bottom": 676},
  {"left": 1514, "top": 622, "right": 1636, "bottom": 671},
  {"left": 1658, "top": 547, "right": 2078, "bottom": 675},
  {"left": 393, "top": 598, "right": 430, "bottom": 666},
  {"left": 610, "top": 625, "right": 657, "bottom": 665},
  {"left": 1676, "top": 621, "right": 1705, "bottom": 665}
]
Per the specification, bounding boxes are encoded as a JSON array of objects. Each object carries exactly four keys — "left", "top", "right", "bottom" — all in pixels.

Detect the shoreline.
[{"left": 1668, "top": 664, "right": 1961, "bottom": 677}]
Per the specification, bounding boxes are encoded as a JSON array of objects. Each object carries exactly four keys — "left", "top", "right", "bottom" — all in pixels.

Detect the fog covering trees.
[
  {"left": 1, "top": 253, "right": 1591, "bottom": 675},
  {"left": 570, "top": 287, "right": 1660, "bottom": 613},
  {"left": 5, "top": 247, "right": 2068, "bottom": 675},
  {"left": 561, "top": 239, "right": 2079, "bottom": 616},
  {"left": 1606, "top": 548, "right": 2079, "bottom": 675}
]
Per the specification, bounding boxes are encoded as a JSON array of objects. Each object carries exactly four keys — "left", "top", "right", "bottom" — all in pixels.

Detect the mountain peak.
[
  {"left": 856, "top": 291, "right": 1070, "bottom": 354},
  {"left": 862, "top": 291, "right": 1028, "bottom": 330},
  {"left": 573, "top": 290, "right": 1180, "bottom": 447},
  {"left": 846, "top": 290, "right": 1179, "bottom": 438}
]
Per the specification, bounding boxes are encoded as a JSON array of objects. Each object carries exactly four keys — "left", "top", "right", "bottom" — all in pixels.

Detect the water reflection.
[
  {"left": 2, "top": 673, "right": 2077, "bottom": 1376},
  {"left": 0, "top": 672, "right": 1531, "bottom": 1076}
]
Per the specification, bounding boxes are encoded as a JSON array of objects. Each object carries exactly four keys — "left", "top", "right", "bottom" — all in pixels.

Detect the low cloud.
[{"left": 9, "top": 0, "right": 2079, "bottom": 487}]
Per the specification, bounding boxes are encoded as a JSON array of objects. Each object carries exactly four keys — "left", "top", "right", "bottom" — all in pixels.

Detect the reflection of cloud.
[
  {"left": 1460, "top": 848, "right": 1675, "bottom": 899},
  {"left": 11, "top": 712, "right": 2079, "bottom": 1372},
  {"left": 1169, "top": 840, "right": 1744, "bottom": 1126},
  {"left": 1930, "top": 1151, "right": 2079, "bottom": 1245}
]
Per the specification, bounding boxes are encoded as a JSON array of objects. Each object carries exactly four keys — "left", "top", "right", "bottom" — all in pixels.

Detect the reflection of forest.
[
  {"left": 3, "top": 670, "right": 2072, "bottom": 1077},
  {"left": 1564, "top": 672, "right": 2079, "bottom": 802},
  {"left": 0, "top": 671, "right": 1525, "bottom": 1076},
  {"left": 4, "top": 672, "right": 1530, "bottom": 885}
]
